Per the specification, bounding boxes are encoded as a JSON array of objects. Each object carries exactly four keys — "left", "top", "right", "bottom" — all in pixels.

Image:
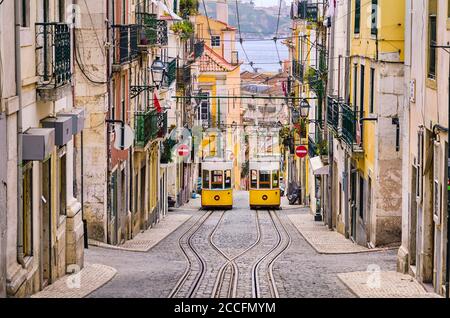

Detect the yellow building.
[{"left": 194, "top": 7, "right": 242, "bottom": 189}]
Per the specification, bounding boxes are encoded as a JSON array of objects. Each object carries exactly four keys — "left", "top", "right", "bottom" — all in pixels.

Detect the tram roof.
[{"left": 202, "top": 157, "right": 233, "bottom": 170}]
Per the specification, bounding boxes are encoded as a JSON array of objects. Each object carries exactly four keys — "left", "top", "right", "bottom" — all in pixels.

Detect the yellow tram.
[
  {"left": 201, "top": 158, "right": 233, "bottom": 209},
  {"left": 249, "top": 157, "right": 281, "bottom": 210}
]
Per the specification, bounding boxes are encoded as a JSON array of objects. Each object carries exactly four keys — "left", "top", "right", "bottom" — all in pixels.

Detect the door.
[
  {"left": 41, "top": 159, "right": 52, "bottom": 286},
  {"left": 108, "top": 171, "right": 118, "bottom": 245},
  {"left": 350, "top": 168, "right": 357, "bottom": 240}
]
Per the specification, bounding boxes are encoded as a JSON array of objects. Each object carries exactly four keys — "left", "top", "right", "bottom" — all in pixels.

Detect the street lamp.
[
  {"left": 299, "top": 99, "right": 311, "bottom": 119},
  {"left": 151, "top": 57, "right": 166, "bottom": 88}
]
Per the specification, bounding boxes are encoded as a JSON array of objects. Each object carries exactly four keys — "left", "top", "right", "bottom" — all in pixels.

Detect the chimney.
[{"left": 216, "top": 0, "right": 228, "bottom": 24}]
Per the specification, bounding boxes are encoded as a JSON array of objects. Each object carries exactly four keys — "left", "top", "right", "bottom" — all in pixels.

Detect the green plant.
[
  {"left": 160, "top": 138, "right": 177, "bottom": 164},
  {"left": 180, "top": 0, "right": 199, "bottom": 18},
  {"left": 170, "top": 20, "right": 194, "bottom": 40},
  {"left": 316, "top": 139, "right": 328, "bottom": 156}
]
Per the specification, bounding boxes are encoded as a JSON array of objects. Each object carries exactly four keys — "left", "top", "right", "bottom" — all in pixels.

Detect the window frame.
[
  {"left": 369, "top": 68, "right": 375, "bottom": 113},
  {"left": 57, "top": 147, "right": 67, "bottom": 219},
  {"left": 20, "top": 0, "right": 30, "bottom": 28},
  {"left": 23, "top": 162, "right": 33, "bottom": 258},
  {"left": 259, "top": 170, "right": 271, "bottom": 189},
  {"left": 428, "top": 0, "right": 438, "bottom": 80},
  {"left": 211, "top": 35, "right": 221, "bottom": 47},
  {"left": 371, "top": 0, "right": 378, "bottom": 37},
  {"left": 250, "top": 170, "right": 258, "bottom": 189},
  {"left": 354, "top": 0, "right": 361, "bottom": 35},
  {"left": 211, "top": 170, "right": 224, "bottom": 190}
]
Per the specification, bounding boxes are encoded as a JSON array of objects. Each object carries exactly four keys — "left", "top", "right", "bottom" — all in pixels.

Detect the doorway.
[
  {"left": 41, "top": 159, "right": 52, "bottom": 287},
  {"left": 350, "top": 168, "right": 357, "bottom": 241}
]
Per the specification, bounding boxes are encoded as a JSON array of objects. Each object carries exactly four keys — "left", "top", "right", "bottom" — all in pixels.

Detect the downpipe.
[{"left": 15, "top": 0, "right": 25, "bottom": 267}]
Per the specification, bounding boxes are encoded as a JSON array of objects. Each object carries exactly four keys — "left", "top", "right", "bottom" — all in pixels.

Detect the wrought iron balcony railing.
[
  {"left": 35, "top": 22, "right": 71, "bottom": 88},
  {"left": 112, "top": 25, "right": 140, "bottom": 65},
  {"left": 327, "top": 96, "right": 340, "bottom": 132},
  {"left": 165, "top": 59, "right": 177, "bottom": 87},
  {"left": 341, "top": 102, "right": 358, "bottom": 147},
  {"left": 296, "top": 1, "right": 319, "bottom": 22},
  {"left": 136, "top": 12, "right": 168, "bottom": 46},
  {"left": 308, "top": 134, "right": 317, "bottom": 158},
  {"left": 292, "top": 59, "right": 304, "bottom": 82}
]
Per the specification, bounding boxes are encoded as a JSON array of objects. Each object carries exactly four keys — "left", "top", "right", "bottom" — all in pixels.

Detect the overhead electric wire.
[
  {"left": 273, "top": 0, "right": 283, "bottom": 66},
  {"left": 235, "top": 0, "right": 256, "bottom": 72}
]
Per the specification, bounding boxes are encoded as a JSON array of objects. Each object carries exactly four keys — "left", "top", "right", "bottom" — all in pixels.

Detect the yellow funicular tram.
[
  {"left": 249, "top": 156, "right": 281, "bottom": 210},
  {"left": 201, "top": 158, "right": 234, "bottom": 209}
]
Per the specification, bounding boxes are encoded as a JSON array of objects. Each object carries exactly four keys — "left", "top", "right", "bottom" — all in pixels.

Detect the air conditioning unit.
[
  {"left": 41, "top": 116, "right": 73, "bottom": 146},
  {"left": 59, "top": 108, "right": 85, "bottom": 135},
  {"left": 22, "top": 128, "right": 55, "bottom": 161}
]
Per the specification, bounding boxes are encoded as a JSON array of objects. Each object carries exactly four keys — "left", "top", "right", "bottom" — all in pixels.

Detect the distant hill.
[{"left": 201, "top": 1, "right": 291, "bottom": 39}]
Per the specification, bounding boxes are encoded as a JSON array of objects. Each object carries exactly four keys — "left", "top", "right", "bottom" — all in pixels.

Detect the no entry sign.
[
  {"left": 177, "top": 144, "right": 190, "bottom": 157},
  {"left": 295, "top": 145, "right": 308, "bottom": 158}
]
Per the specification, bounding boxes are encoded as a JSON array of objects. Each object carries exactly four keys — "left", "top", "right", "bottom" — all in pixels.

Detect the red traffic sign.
[
  {"left": 295, "top": 145, "right": 308, "bottom": 158},
  {"left": 177, "top": 144, "right": 190, "bottom": 157}
]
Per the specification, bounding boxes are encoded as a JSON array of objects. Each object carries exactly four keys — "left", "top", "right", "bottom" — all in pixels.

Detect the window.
[
  {"left": 211, "top": 36, "right": 221, "bottom": 47},
  {"left": 371, "top": 0, "right": 378, "bottom": 36},
  {"left": 433, "top": 142, "right": 441, "bottom": 223},
  {"left": 448, "top": 0, "right": 450, "bottom": 18},
  {"left": 360, "top": 65, "right": 365, "bottom": 143},
  {"left": 251, "top": 170, "right": 258, "bottom": 189},
  {"left": 259, "top": 171, "right": 271, "bottom": 189},
  {"left": 23, "top": 163, "right": 33, "bottom": 257},
  {"left": 224, "top": 170, "right": 232, "bottom": 189},
  {"left": 370, "top": 68, "right": 375, "bottom": 113},
  {"left": 20, "top": 0, "right": 30, "bottom": 27},
  {"left": 354, "top": 0, "right": 361, "bottom": 34},
  {"left": 428, "top": 0, "right": 437, "bottom": 79},
  {"left": 211, "top": 171, "right": 224, "bottom": 189},
  {"left": 58, "top": 149, "right": 67, "bottom": 216},
  {"left": 272, "top": 171, "right": 279, "bottom": 189},
  {"left": 353, "top": 64, "right": 358, "bottom": 107},
  {"left": 122, "top": 0, "right": 127, "bottom": 24}
]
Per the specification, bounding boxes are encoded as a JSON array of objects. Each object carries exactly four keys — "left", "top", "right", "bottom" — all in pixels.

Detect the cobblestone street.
[{"left": 85, "top": 192, "right": 401, "bottom": 298}]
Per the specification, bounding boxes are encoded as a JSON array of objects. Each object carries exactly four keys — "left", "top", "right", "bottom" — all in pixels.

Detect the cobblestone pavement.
[
  {"left": 288, "top": 210, "right": 386, "bottom": 254},
  {"left": 86, "top": 192, "right": 400, "bottom": 298},
  {"left": 32, "top": 264, "right": 117, "bottom": 298},
  {"left": 337, "top": 271, "right": 441, "bottom": 298}
]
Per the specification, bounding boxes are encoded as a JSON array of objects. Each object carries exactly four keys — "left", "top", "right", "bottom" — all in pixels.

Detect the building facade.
[
  {"left": 194, "top": 2, "right": 242, "bottom": 189},
  {"left": 1, "top": 0, "right": 85, "bottom": 297},
  {"left": 397, "top": 0, "right": 449, "bottom": 296}
]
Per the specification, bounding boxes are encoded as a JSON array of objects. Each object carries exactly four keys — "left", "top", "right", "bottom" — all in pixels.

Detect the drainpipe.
[{"left": 15, "top": 0, "right": 25, "bottom": 267}]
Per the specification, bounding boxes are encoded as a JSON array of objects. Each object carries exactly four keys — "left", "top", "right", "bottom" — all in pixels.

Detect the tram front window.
[
  {"left": 259, "top": 170, "right": 271, "bottom": 189},
  {"left": 272, "top": 170, "right": 280, "bottom": 188},
  {"left": 251, "top": 170, "right": 258, "bottom": 189},
  {"left": 202, "top": 170, "right": 210, "bottom": 189},
  {"left": 212, "top": 170, "right": 224, "bottom": 189},
  {"left": 225, "top": 170, "right": 232, "bottom": 189}
]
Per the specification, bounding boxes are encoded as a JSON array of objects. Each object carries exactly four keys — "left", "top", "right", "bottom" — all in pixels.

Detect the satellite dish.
[{"left": 114, "top": 123, "right": 134, "bottom": 150}]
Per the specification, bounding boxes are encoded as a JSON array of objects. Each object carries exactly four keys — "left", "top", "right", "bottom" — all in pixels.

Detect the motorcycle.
[{"left": 287, "top": 182, "right": 301, "bottom": 205}]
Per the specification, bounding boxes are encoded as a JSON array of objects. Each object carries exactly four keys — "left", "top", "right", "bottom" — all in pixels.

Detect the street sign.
[
  {"left": 177, "top": 144, "right": 190, "bottom": 157},
  {"left": 113, "top": 124, "right": 134, "bottom": 150},
  {"left": 296, "top": 145, "right": 308, "bottom": 158}
]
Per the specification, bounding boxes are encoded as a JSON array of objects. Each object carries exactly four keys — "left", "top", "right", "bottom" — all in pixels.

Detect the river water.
[{"left": 237, "top": 40, "right": 289, "bottom": 73}]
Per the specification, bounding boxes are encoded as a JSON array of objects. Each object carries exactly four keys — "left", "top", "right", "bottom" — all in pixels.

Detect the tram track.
[
  {"left": 168, "top": 211, "right": 213, "bottom": 298},
  {"left": 251, "top": 210, "right": 291, "bottom": 298},
  {"left": 209, "top": 210, "right": 262, "bottom": 298}
]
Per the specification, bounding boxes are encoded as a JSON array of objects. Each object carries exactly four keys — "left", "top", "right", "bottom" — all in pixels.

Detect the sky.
[{"left": 251, "top": 0, "right": 282, "bottom": 7}]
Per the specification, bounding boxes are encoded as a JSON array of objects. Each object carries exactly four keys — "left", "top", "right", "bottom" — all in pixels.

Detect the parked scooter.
[{"left": 287, "top": 182, "right": 301, "bottom": 205}]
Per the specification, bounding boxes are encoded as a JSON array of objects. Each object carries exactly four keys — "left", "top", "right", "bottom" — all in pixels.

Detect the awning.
[
  {"left": 309, "top": 156, "right": 329, "bottom": 175},
  {"left": 151, "top": 0, "right": 183, "bottom": 21}
]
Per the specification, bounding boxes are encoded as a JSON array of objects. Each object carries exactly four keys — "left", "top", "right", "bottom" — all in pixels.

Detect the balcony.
[
  {"left": 296, "top": 1, "right": 319, "bottom": 22},
  {"left": 327, "top": 96, "right": 340, "bottom": 133},
  {"left": 112, "top": 25, "right": 140, "bottom": 67},
  {"left": 165, "top": 59, "right": 177, "bottom": 87},
  {"left": 292, "top": 60, "right": 304, "bottom": 83},
  {"left": 176, "top": 65, "right": 192, "bottom": 90},
  {"left": 135, "top": 110, "right": 168, "bottom": 148},
  {"left": 35, "top": 22, "right": 71, "bottom": 100},
  {"left": 341, "top": 102, "right": 358, "bottom": 147},
  {"left": 136, "top": 12, "right": 168, "bottom": 47}
]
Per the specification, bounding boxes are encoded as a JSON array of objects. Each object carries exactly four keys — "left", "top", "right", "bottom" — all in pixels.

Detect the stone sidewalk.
[
  {"left": 31, "top": 264, "right": 116, "bottom": 298},
  {"left": 338, "top": 271, "right": 442, "bottom": 298},
  {"left": 89, "top": 212, "right": 193, "bottom": 252},
  {"left": 287, "top": 212, "right": 389, "bottom": 254}
]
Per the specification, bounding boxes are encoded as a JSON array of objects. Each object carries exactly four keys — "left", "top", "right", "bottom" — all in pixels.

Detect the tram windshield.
[
  {"left": 202, "top": 170, "right": 210, "bottom": 189},
  {"left": 272, "top": 171, "right": 280, "bottom": 188},
  {"left": 259, "top": 171, "right": 271, "bottom": 189},
  {"left": 211, "top": 170, "right": 224, "bottom": 189},
  {"left": 251, "top": 170, "right": 258, "bottom": 189},
  {"left": 224, "top": 170, "right": 232, "bottom": 189}
]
